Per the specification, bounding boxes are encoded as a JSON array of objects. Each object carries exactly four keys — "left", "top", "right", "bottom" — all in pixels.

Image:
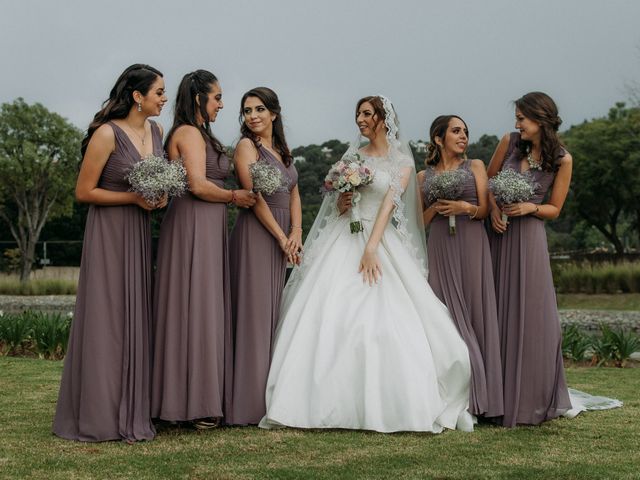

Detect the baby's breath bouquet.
[
  {"left": 126, "top": 154, "right": 187, "bottom": 205},
  {"left": 425, "top": 168, "right": 472, "bottom": 235},
  {"left": 250, "top": 160, "right": 286, "bottom": 195},
  {"left": 488, "top": 168, "right": 537, "bottom": 225},
  {"left": 321, "top": 153, "right": 375, "bottom": 234}
]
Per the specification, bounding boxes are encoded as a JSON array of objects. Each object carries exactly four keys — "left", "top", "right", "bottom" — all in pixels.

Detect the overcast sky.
[{"left": 1, "top": 0, "right": 639, "bottom": 147}]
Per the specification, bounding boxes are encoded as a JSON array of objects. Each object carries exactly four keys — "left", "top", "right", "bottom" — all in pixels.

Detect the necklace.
[
  {"left": 125, "top": 121, "right": 147, "bottom": 146},
  {"left": 527, "top": 148, "right": 542, "bottom": 171}
]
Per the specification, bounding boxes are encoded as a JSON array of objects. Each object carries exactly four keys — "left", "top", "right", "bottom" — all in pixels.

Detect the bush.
[
  {"left": 561, "top": 324, "right": 592, "bottom": 362},
  {"left": 554, "top": 261, "right": 640, "bottom": 294},
  {"left": 0, "top": 310, "right": 71, "bottom": 359},
  {"left": 0, "top": 278, "right": 77, "bottom": 295}
]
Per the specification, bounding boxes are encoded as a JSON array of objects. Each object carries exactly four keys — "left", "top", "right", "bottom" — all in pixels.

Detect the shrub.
[
  {"left": 30, "top": 311, "right": 71, "bottom": 359},
  {"left": 554, "top": 261, "right": 640, "bottom": 294},
  {"left": 0, "top": 278, "right": 77, "bottom": 295},
  {"left": 0, "top": 312, "right": 33, "bottom": 355},
  {"left": 562, "top": 324, "right": 592, "bottom": 362}
]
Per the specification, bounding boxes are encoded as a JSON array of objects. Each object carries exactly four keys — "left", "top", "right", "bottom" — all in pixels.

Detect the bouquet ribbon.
[{"left": 349, "top": 191, "right": 363, "bottom": 234}]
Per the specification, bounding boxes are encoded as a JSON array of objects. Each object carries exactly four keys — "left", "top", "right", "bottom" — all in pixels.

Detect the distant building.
[
  {"left": 321, "top": 146, "right": 333, "bottom": 157},
  {"left": 293, "top": 156, "right": 306, "bottom": 164},
  {"left": 411, "top": 141, "right": 427, "bottom": 153}
]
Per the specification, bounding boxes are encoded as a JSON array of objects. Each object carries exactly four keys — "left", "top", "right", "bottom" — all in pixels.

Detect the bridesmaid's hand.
[
  {"left": 358, "top": 249, "right": 382, "bottom": 286},
  {"left": 153, "top": 194, "right": 169, "bottom": 209},
  {"left": 135, "top": 194, "right": 162, "bottom": 211},
  {"left": 286, "top": 228, "right": 303, "bottom": 259},
  {"left": 433, "top": 200, "right": 472, "bottom": 216},
  {"left": 337, "top": 192, "right": 353, "bottom": 215},
  {"left": 234, "top": 189, "right": 257, "bottom": 208},
  {"left": 502, "top": 202, "right": 537, "bottom": 217},
  {"left": 490, "top": 206, "right": 507, "bottom": 234}
]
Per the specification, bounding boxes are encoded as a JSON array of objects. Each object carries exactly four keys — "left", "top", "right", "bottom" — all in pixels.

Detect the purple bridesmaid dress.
[
  {"left": 228, "top": 142, "right": 298, "bottom": 425},
  {"left": 487, "top": 132, "right": 572, "bottom": 427},
  {"left": 151, "top": 139, "right": 233, "bottom": 422},
  {"left": 423, "top": 159, "right": 504, "bottom": 418},
  {"left": 53, "top": 121, "right": 162, "bottom": 442}
]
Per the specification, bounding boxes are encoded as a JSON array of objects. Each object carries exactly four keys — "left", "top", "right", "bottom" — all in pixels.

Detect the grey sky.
[{"left": 1, "top": 0, "right": 639, "bottom": 147}]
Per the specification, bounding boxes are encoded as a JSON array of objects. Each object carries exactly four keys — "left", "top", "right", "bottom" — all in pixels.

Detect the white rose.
[
  {"left": 348, "top": 162, "right": 359, "bottom": 171},
  {"left": 349, "top": 174, "right": 361, "bottom": 186}
]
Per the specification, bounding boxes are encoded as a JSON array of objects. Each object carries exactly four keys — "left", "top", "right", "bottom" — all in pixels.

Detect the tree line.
[{"left": 1, "top": 98, "right": 639, "bottom": 282}]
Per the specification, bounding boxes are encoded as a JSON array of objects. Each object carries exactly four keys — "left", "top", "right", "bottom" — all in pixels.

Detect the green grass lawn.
[
  {"left": 0, "top": 358, "right": 638, "bottom": 479},
  {"left": 557, "top": 293, "right": 640, "bottom": 311}
]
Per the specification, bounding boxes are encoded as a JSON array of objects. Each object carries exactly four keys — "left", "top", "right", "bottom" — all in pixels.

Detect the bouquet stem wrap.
[
  {"left": 349, "top": 191, "right": 363, "bottom": 234},
  {"left": 448, "top": 215, "right": 457, "bottom": 235}
]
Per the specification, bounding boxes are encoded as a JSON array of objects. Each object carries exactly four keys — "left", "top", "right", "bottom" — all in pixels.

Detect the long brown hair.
[
  {"left": 515, "top": 92, "right": 564, "bottom": 172},
  {"left": 164, "top": 69, "right": 225, "bottom": 155},
  {"left": 239, "top": 87, "right": 292, "bottom": 166},
  {"left": 425, "top": 115, "right": 468, "bottom": 166},
  {"left": 81, "top": 64, "right": 163, "bottom": 157}
]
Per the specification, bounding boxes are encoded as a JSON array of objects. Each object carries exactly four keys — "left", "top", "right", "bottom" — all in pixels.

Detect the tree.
[
  {"left": 0, "top": 98, "right": 83, "bottom": 282},
  {"left": 466, "top": 134, "right": 499, "bottom": 165},
  {"left": 562, "top": 103, "right": 640, "bottom": 256}
]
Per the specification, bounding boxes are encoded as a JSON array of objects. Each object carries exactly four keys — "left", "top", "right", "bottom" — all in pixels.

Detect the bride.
[{"left": 259, "top": 95, "right": 474, "bottom": 433}]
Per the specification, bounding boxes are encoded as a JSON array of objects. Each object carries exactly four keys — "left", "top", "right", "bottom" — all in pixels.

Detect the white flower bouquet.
[
  {"left": 488, "top": 168, "right": 537, "bottom": 225},
  {"left": 322, "top": 154, "right": 375, "bottom": 234},
  {"left": 250, "top": 160, "right": 286, "bottom": 195},
  {"left": 425, "top": 168, "right": 472, "bottom": 235},
  {"left": 126, "top": 154, "right": 187, "bottom": 204}
]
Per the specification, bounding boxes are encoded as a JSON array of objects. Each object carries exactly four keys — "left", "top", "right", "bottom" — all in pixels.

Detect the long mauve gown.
[
  {"left": 228, "top": 143, "right": 298, "bottom": 425},
  {"left": 53, "top": 121, "right": 161, "bottom": 442},
  {"left": 487, "top": 132, "right": 571, "bottom": 427},
  {"left": 422, "top": 159, "right": 504, "bottom": 418},
  {"left": 151, "top": 139, "right": 232, "bottom": 422}
]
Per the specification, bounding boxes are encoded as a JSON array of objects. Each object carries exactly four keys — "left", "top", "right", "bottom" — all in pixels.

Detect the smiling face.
[
  {"left": 515, "top": 107, "right": 540, "bottom": 142},
  {"left": 243, "top": 96, "right": 275, "bottom": 136},
  {"left": 440, "top": 117, "right": 468, "bottom": 156},
  {"left": 356, "top": 101, "right": 384, "bottom": 140},
  {"left": 135, "top": 76, "right": 167, "bottom": 116},
  {"left": 204, "top": 81, "right": 223, "bottom": 123}
]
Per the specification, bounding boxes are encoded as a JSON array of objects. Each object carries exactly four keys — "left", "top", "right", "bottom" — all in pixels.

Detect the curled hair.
[
  {"left": 81, "top": 64, "right": 163, "bottom": 156},
  {"left": 239, "top": 87, "right": 292, "bottom": 166},
  {"left": 355, "top": 96, "right": 388, "bottom": 139},
  {"left": 515, "top": 92, "right": 564, "bottom": 172},
  {"left": 164, "top": 69, "right": 225, "bottom": 155},
  {"left": 425, "top": 115, "right": 468, "bottom": 166}
]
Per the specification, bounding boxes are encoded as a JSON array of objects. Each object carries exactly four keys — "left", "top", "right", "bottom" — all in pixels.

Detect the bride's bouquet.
[
  {"left": 126, "top": 154, "right": 187, "bottom": 205},
  {"left": 250, "top": 160, "right": 286, "bottom": 195},
  {"left": 322, "top": 154, "right": 375, "bottom": 234},
  {"left": 488, "top": 168, "right": 537, "bottom": 226},
  {"left": 425, "top": 168, "right": 472, "bottom": 236}
]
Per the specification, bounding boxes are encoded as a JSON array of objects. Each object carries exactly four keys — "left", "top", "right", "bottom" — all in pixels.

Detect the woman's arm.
[
  {"left": 287, "top": 184, "right": 303, "bottom": 263},
  {"left": 176, "top": 127, "right": 255, "bottom": 207},
  {"left": 359, "top": 165, "right": 413, "bottom": 285},
  {"left": 234, "top": 138, "right": 290, "bottom": 256},
  {"left": 75, "top": 124, "right": 159, "bottom": 210},
  {"left": 417, "top": 170, "right": 438, "bottom": 226},
  {"left": 487, "top": 134, "right": 512, "bottom": 232},
  {"left": 502, "top": 153, "right": 573, "bottom": 220}
]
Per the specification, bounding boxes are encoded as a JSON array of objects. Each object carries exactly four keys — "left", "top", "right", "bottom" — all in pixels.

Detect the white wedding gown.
[{"left": 259, "top": 157, "right": 474, "bottom": 433}]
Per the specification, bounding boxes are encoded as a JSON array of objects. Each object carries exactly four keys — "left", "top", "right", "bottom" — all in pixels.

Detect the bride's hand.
[
  {"left": 358, "top": 249, "right": 382, "bottom": 286},
  {"left": 337, "top": 192, "right": 353, "bottom": 215}
]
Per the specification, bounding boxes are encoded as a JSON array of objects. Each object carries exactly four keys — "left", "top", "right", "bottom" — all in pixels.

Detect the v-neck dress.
[
  {"left": 228, "top": 142, "right": 298, "bottom": 425},
  {"left": 53, "top": 121, "right": 162, "bottom": 442}
]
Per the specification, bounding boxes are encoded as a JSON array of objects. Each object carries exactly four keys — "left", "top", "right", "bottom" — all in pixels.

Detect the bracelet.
[
  {"left": 469, "top": 205, "right": 479, "bottom": 220},
  {"left": 290, "top": 225, "right": 302, "bottom": 232},
  {"left": 229, "top": 190, "right": 236, "bottom": 205},
  {"left": 534, "top": 205, "right": 539, "bottom": 215}
]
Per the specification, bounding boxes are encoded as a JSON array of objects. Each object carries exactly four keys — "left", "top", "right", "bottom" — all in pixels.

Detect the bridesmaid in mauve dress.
[
  {"left": 487, "top": 92, "right": 573, "bottom": 427},
  {"left": 228, "top": 87, "right": 301, "bottom": 425},
  {"left": 53, "top": 64, "right": 168, "bottom": 442},
  {"left": 418, "top": 115, "right": 504, "bottom": 419},
  {"left": 151, "top": 70, "right": 255, "bottom": 428}
]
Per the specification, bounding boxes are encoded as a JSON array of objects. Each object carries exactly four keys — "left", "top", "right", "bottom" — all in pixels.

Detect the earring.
[{"left": 137, "top": 103, "right": 142, "bottom": 112}]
